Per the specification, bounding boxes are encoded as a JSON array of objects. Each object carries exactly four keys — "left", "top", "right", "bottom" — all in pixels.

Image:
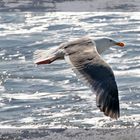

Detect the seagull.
[{"left": 34, "top": 36, "right": 125, "bottom": 119}]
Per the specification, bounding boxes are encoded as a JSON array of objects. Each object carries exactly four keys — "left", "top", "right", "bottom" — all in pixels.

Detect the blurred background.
[{"left": 0, "top": 0, "right": 140, "bottom": 12}]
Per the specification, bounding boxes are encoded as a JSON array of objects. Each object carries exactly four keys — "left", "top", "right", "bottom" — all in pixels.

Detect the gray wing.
[{"left": 63, "top": 37, "right": 120, "bottom": 119}]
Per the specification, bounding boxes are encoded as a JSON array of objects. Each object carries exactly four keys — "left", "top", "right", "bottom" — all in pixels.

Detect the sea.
[{"left": 0, "top": 1, "right": 140, "bottom": 129}]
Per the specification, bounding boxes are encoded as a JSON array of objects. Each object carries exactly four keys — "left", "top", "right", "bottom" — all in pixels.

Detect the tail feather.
[
  {"left": 35, "top": 57, "right": 57, "bottom": 65},
  {"left": 33, "top": 48, "right": 57, "bottom": 65}
]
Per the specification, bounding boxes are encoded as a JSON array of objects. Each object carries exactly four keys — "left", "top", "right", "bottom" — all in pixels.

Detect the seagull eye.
[{"left": 109, "top": 40, "right": 112, "bottom": 42}]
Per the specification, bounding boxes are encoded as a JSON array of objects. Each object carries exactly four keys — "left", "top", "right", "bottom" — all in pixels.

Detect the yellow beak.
[{"left": 116, "top": 42, "right": 125, "bottom": 47}]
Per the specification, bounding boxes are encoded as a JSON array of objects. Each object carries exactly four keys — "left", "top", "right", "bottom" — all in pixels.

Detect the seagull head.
[{"left": 94, "top": 37, "right": 125, "bottom": 54}]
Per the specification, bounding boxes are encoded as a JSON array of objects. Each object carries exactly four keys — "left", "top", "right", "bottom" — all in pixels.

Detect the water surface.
[{"left": 0, "top": 12, "right": 140, "bottom": 129}]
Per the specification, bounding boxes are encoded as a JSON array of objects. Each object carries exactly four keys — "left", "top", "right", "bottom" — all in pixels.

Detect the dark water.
[
  {"left": 0, "top": 12, "right": 140, "bottom": 129},
  {"left": 0, "top": 0, "right": 140, "bottom": 12}
]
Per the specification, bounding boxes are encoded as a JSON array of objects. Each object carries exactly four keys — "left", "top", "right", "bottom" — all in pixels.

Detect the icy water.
[{"left": 0, "top": 12, "right": 140, "bottom": 129}]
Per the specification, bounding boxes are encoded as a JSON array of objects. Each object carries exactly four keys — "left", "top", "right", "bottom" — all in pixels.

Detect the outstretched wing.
[{"left": 63, "top": 37, "right": 120, "bottom": 119}]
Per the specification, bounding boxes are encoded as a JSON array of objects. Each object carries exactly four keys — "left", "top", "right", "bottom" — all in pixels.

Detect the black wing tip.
[
  {"left": 104, "top": 110, "right": 120, "bottom": 120},
  {"left": 96, "top": 82, "right": 120, "bottom": 119},
  {"left": 98, "top": 105, "right": 120, "bottom": 119}
]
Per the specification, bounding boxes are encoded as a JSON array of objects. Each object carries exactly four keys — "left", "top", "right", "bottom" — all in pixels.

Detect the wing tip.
[
  {"left": 98, "top": 105, "right": 120, "bottom": 119},
  {"left": 104, "top": 110, "right": 120, "bottom": 120}
]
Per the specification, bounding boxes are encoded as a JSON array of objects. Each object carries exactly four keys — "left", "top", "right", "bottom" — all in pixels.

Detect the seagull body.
[{"left": 34, "top": 36, "right": 125, "bottom": 119}]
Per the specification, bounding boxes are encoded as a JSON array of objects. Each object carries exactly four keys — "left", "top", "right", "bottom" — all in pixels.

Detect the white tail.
[{"left": 33, "top": 47, "right": 58, "bottom": 65}]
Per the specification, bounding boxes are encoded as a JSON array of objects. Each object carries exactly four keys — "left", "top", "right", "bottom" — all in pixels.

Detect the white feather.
[{"left": 33, "top": 47, "right": 57, "bottom": 64}]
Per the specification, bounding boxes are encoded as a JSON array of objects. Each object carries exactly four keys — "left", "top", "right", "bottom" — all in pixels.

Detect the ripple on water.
[{"left": 0, "top": 12, "right": 140, "bottom": 128}]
